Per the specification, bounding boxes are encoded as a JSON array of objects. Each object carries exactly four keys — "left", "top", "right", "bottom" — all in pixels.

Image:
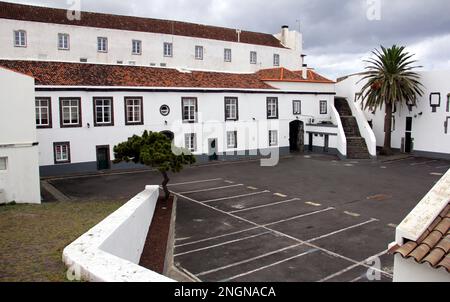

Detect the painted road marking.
[
  {"left": 305, "top": 201, "right": 322, "bottom": 207},
  {"left": 167, "top": 178, "right": 223, "bottom": 187},
  {"left": 175, "top": 227, "right": 261, "bottom": 248},
  {"left": 178, "top": 184, "right": 244, "bottom": 194},
  {"left": 344, "top": 211, "right": 361, "bottom": 217},
  {"left": 274, "top": 193, "right": 288, "bottom": 198},
  {"left": 387, "top": 223, "right": 398, "bottom": 228},
  {"left": 174, "top": 231, "right": 270, "bottom": 257},
  {"left": 247, "top": 186, "right": 258, "bottom": 190},
  {"left": 229, "top": 198, "right": 301, "bottom": 214},
  {"left": 202, "top": 191, "right": 270, "bottom": 203},
  {"left": 306, "top": 219, "right": 378, "bottom": 243},
  {"left": 224, "top": 180, "right": 235, "bottom": 184},
  {"left": 263, "top": 207, "right": 335, "bottom": 227},
  {"left": 430, "top": 172, "right": 444, "bottom": 176}
]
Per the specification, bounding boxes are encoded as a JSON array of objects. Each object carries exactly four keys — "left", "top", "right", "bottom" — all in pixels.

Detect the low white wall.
[
  {"left": 393, "top": 255, "right": 450, "bottom": 282},
  {"left": 346, "top": 98, "right": 377, "bottom": 157},
  {"left": 62, "top": 185, "right": 174, "bottom": 282},
  {"left": 330, "top": 104, "right": 347, "bottom": 157}
]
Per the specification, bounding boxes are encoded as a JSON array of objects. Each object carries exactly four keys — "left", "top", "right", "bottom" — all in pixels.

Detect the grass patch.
[{"left": 0, "top": 200, "right": 124, "bottom": 282}]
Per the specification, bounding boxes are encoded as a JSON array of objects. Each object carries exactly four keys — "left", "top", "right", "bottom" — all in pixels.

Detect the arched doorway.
[
  {"left": 289, "top": 120, "right": 304, "bottom": 153},
  {"left": 160, "top": 131, "right": 174, "bottom": 141}
]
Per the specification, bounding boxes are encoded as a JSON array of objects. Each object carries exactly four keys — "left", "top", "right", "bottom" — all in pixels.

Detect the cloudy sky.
[{"left": 5, "top": 0, "right": 450, "bottom": 79}]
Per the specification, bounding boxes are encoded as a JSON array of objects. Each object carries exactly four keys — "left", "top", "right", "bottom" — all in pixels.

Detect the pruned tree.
[{"left": 113, "top": 131, "right": 196, "bottom": 201}]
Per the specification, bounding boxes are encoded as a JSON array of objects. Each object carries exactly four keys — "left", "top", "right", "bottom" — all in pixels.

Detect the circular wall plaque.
[{"left": 160, "top": 105, "right": 170, "bottom": 116}]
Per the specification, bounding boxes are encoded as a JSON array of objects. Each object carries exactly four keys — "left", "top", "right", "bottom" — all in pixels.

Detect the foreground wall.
[{"left": 0, "top": 67, "right": 40, "bottom": 204}]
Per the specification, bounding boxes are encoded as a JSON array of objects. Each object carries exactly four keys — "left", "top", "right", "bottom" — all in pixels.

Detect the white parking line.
[
  {"left": 344, "top": 211, "right": 361, "bottom": 217},
  {"left": 175, "top": 227, "right": 260, "bottom": 248},
  {"left": 229, "top": 198, "right": 301, "bottom": 214},
  {"left": 167, "top": 178, "right": 223, "bottom": 187},
  {"left": 264, "top": 207, "right": 335, "bottom": 227},
  {"left": 305, "top": 201, "right": 322, "bottom": 207},
  {"left": 174, "top": 231, "right": 270, "bottom": 257},
  {"left": 178, "top": 184, "right": 244, "bottom": 194},
  {"left": 274, "top": 193, "right": 288, "bottom": 198},
  {"left": 220, "top": 249, "right": 319, "bottom": 282},
  {"left": 196, "top": 243, "right": 303, "bottom": 277},
  {"left": 202, "top": 191, "right": 270, "bottom": 203},
  {"left": 305, "top": 219, "right": 378, "bottom": 243}
]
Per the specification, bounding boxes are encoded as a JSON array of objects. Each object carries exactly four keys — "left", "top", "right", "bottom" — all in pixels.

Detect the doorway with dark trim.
[
  {"left": 405, "top": 117, "right": 413, "bottom": 153},
  {"left": 96, "top": 145, "right": 111, "bottom": 170},
  {"left": 289, "top": 120, "right": 305, "bottom": 153}
]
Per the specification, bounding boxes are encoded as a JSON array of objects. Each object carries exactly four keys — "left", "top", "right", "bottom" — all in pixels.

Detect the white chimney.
[
  {"left": 236, "top": 29, "right": 242, "bottom": 43},
  {"left": 281, "top": 25, "right": 289, "bottom": 46},
  {"left": 302, "top": 66, "right": 308, "bottom": 80}
]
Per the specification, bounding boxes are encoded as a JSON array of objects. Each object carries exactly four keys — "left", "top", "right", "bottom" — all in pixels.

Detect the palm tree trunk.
[
  {"left": 381, "top": 102, "right": 394, "bottom": 155},
  {"left": 161, "top": 171, "right": 170, "bottom": 202}
]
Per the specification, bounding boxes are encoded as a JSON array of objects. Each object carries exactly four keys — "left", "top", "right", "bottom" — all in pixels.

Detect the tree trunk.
[
  {"left": 161, "top": 171, "right": 170, "bottom": 202},
  {"left": 381, "top": 102, "right": 394, "bottom": 156}
]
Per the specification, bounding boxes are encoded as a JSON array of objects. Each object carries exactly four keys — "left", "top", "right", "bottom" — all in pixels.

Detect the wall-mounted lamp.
[
  {"left": 164, "top": 121, "right": 168, "bottom": 126},
  {"left": 252, "top": 118, "right": 256, "bottom": 121}
]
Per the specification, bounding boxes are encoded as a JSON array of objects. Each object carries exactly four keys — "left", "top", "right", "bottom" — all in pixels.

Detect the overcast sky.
[{"left": 5, "top": 0, "right": 450, "bottom": 79}]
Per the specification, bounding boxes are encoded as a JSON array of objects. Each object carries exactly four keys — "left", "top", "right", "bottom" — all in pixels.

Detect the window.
[
  {"left": 224, "top": 48, "right": 232, "bottom": 62},
  {"left": 269, "top": 130, "right": 278, "bottom": 147},
  {"left": 225, "top": 97, "right": 238, "bottom": 121},
  {"left": 182, "top": 98, "right": 197, "bottom": 123},
  {"left": 267, "top": 97, "right": 278, "bottom": 119},
  {"left": 250, "top": 51, "right": 257, "bottom": 64},
  {"left": 227, "top": 131, "right": 238, "bottom": 149},
  {"left": 97, "top": 37, "right": 108, "bottom": 52},
  {"left": 132, "top": 40, "right": 142, "bottom": 55},
  {"left": 195, "top": 45, "right": 203, "bottom": 60},
  {"left": 124, "top": 97, "right": 143, "bottom": 125},
  {"left": 164, "top": 42, "right": 173, "bottom": 57},
  {"left": 0, "top": 157, "right": 7, "bottom": 171},
  {"left": 430, "top": 92, "right": 441, "bottom": 112},
  {"left": 447, "top": 94, "right": 450, "bottom": 112},
  {"left": 320, "top": 100, "right": 328, "bottom": 114},
  {"left": 185, "top": 133, "right": 197, "bottom": 152},
  {"left": 93, "top": 97, "right": 114, "bottom": 127},
  {"left": 36, "top": 98, "right": 52, "bottom": 128},
  {"left": 59, "top": 98, "right": 82, "bottom": 128},
  {"left": 273, "top": 54, "right": 280, "bottom": 66},
  {"left": 14, "top": 30, "right": 26, "bottom": 47},
  {"left": 293, "top": 100, "right": 301, "bottom": 115},
  {"left": 54, "top": 142, "right": 71, "bottom": 164},
  {"left": 58, "top": 33, "right": 70, "bottom": 50}
]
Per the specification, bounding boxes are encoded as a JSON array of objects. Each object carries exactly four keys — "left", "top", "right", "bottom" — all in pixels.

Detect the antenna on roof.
[{"left": 236, "top": 29, "right": 242, "bottom": 43}]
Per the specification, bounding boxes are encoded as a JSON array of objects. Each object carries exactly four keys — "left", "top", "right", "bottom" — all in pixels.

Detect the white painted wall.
[
  {"left": 393, "top": 255, "right": 450, "bottom": 282},
  {"left": 0, "top": 67, "right": 41, "bottom": 204},
  {"left": 36, "top": 87, "right": 337, "bottom": 169},
  {"left": 62, "top": 185, "right": 174, "bottom": 282},
  {"left": 0, "top": 19, "right": 302, "bottom": 73},
  {"left": 337, "top": 71, "right": 450, "bottom": 158}
]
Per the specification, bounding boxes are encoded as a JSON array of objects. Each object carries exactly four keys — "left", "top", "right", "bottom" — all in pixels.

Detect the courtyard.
[{"left": 46, "top": 154, "right": 449, "bottom": 282}]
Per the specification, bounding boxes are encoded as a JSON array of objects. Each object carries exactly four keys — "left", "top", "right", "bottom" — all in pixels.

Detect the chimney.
[
  {"left": 281, "top": 25, "right": 289, "bottom": 46},
  {"left": 236, "top": 29, "right": 242, "bottom": 43},
  {"left": 302, "top": 66, "right": 308, "bottom": 80}
]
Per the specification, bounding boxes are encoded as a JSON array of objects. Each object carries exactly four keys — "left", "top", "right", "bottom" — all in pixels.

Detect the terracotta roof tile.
[
  {"left": 392, "top": 202, "right": 450, "bottom": 273},
  {"left": 0, "top": 60, "right": 275, "bottom": 90},
  {"left": 0, "top": 1, "right": 285, "bottom": 49},
  {"left": 256, "top": 67, "right": 334, "bottom": 84}
]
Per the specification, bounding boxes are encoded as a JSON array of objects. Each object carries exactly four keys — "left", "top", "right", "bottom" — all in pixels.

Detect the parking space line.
[
  {"left": 196, "top": 243, "right": 303, "bottom": 277},
  {"left": 263, "top": 207, "right": 335, "bottom": 227},
  {"left": 344, "top": 211, "right": 361, "bottom": 217},
  {"left": 202, "top": 191, "right": 270, "bottom": 203},
  {"left": 171, "top": 191, "right": 392, "bottom": 279},
  {"left": 178, "top": 184, "right": 244, "bottom": 194},
  {"left": 229, "top": 198, "right": 301, "bottom": 214},
  {"left": 168, "top": 178, "right": 223, "bottom": 187},
  {"left": 175, "top": 227, "right": 260, "bottom": 248},
  {"left": 430, "top": 172, "right": 444, "bottom": 176},
  {"left": 306, "top": 219, "right": 378, "bottom": 243},
  {"left": 220, "top": 249, "right": 319, "bottom": 282},
  {"left": 174, "top": 231, "right": 270, "bottom": 257},
  {"left": 224, "top": 180, "right": 235, "bottom": 184},
  {"left": 387, "top": 223, "right": 397, "bottom": 228},
  {"left": 274, "top": 193, "right": 288, "bottom": 198},
  {"left": 350, "top": 276, "right": 364, "bottom": 282},
  {"left": 305, "top": 201, "right": 322, "bottom": 207},
  {"left": 247, "top": 186, "right": 258, "bottom": 190}
]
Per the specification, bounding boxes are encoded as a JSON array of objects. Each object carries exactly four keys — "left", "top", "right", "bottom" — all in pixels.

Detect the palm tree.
[{"left": 359, "top": 45, "right": 424, "bottom": 155}]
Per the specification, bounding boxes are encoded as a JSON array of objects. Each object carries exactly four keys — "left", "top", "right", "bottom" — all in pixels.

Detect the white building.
[
  {"left": 0, "top": 67, "right": 41, "bottom": 204},
  {"left": 336, "top": 71, "right": 450, "bottom": 159},
  {"left": 388, "top": 169, "right": 449, "bottom": 282}
]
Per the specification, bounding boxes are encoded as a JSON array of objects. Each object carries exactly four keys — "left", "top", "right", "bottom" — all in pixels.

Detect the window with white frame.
[
  {"left": 94, "top": 98, "right": 113, "bottom": 126},
  {"left": 97, "top": 37, "right": 108, "bottom": 52},
  {"left": 269, "top": 130, "right": 278, "bottom": 146},
  {"left": 132, "top": 40, "right": 142, "bottom": 55},
  {"left": 225, "top": 97, "right": 238, "bottom": 121},
  {"left": 227, "top": 131, "right": 238, "bottom": 149},
  {"left": 125, "top": 97, "right": 143, "bottom": 125},
  {"left": 185, "top": 133, "right": 197, "bottom": 152},
  {"left": 164, "top": 42, "right": 173, "bottom": 57},
  {"left": 293, "top": 100, "right": 301, "bottom": 115},
  {"left": 273, "top": 54, "right": 280, "bottom": 66},
  {"left": 54, "top": 142, "right": 70, "bottom": 164},
  {"left": 320, "top": 100, "right": 328, "bottom": 114},
  {"left": 182, "top": 98, "right": 197, "bottom": 122},
  {"left": 250, "top": 51, "right": 257, "bottom": 64},
  {"left": 60, "top": 98, "right": 81, "bottom": 127},
  {"left": 58, "top": 33, "right": 69, "bottom": 50},
  {"left": 35, "top": 98, "right": 51, "bottom": 128},
  {"left": 14, "top": 30, "right": 26, "bottom": 47},
  {"left": 267, "top": 97, "right": 278, "bottom": 119},
  {"left": 195, "top": 45, "right": 203, "bottom": 60},
  {"left": 224, "top": 48, "right": 232, "bottom": 62},
  {"left": 0, "top": 157, "right": 7, "bottom": 171}
]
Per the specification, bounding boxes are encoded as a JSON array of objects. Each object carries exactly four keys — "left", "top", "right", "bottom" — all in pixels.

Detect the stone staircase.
[{"left": 335, "top": 98, "right": 371, "bottom": 159}]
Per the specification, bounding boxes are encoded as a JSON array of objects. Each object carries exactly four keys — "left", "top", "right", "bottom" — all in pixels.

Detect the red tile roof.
[
  {"left": 0, "top": 1, "right": 285, "bottom": 49},
  {"left": 390, "top": 203, "right": 450, "bottom": 273},
  {"left": 256, "top": 67, "right": 334, "bottom": 83},
  {"left": 0, "top": 60, "right": 275, "bottom": 90}
]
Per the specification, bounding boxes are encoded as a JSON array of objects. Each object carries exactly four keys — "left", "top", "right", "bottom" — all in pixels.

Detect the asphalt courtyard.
[{"left": 48, "top": 154, "right": 450, "bottom": 282}]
